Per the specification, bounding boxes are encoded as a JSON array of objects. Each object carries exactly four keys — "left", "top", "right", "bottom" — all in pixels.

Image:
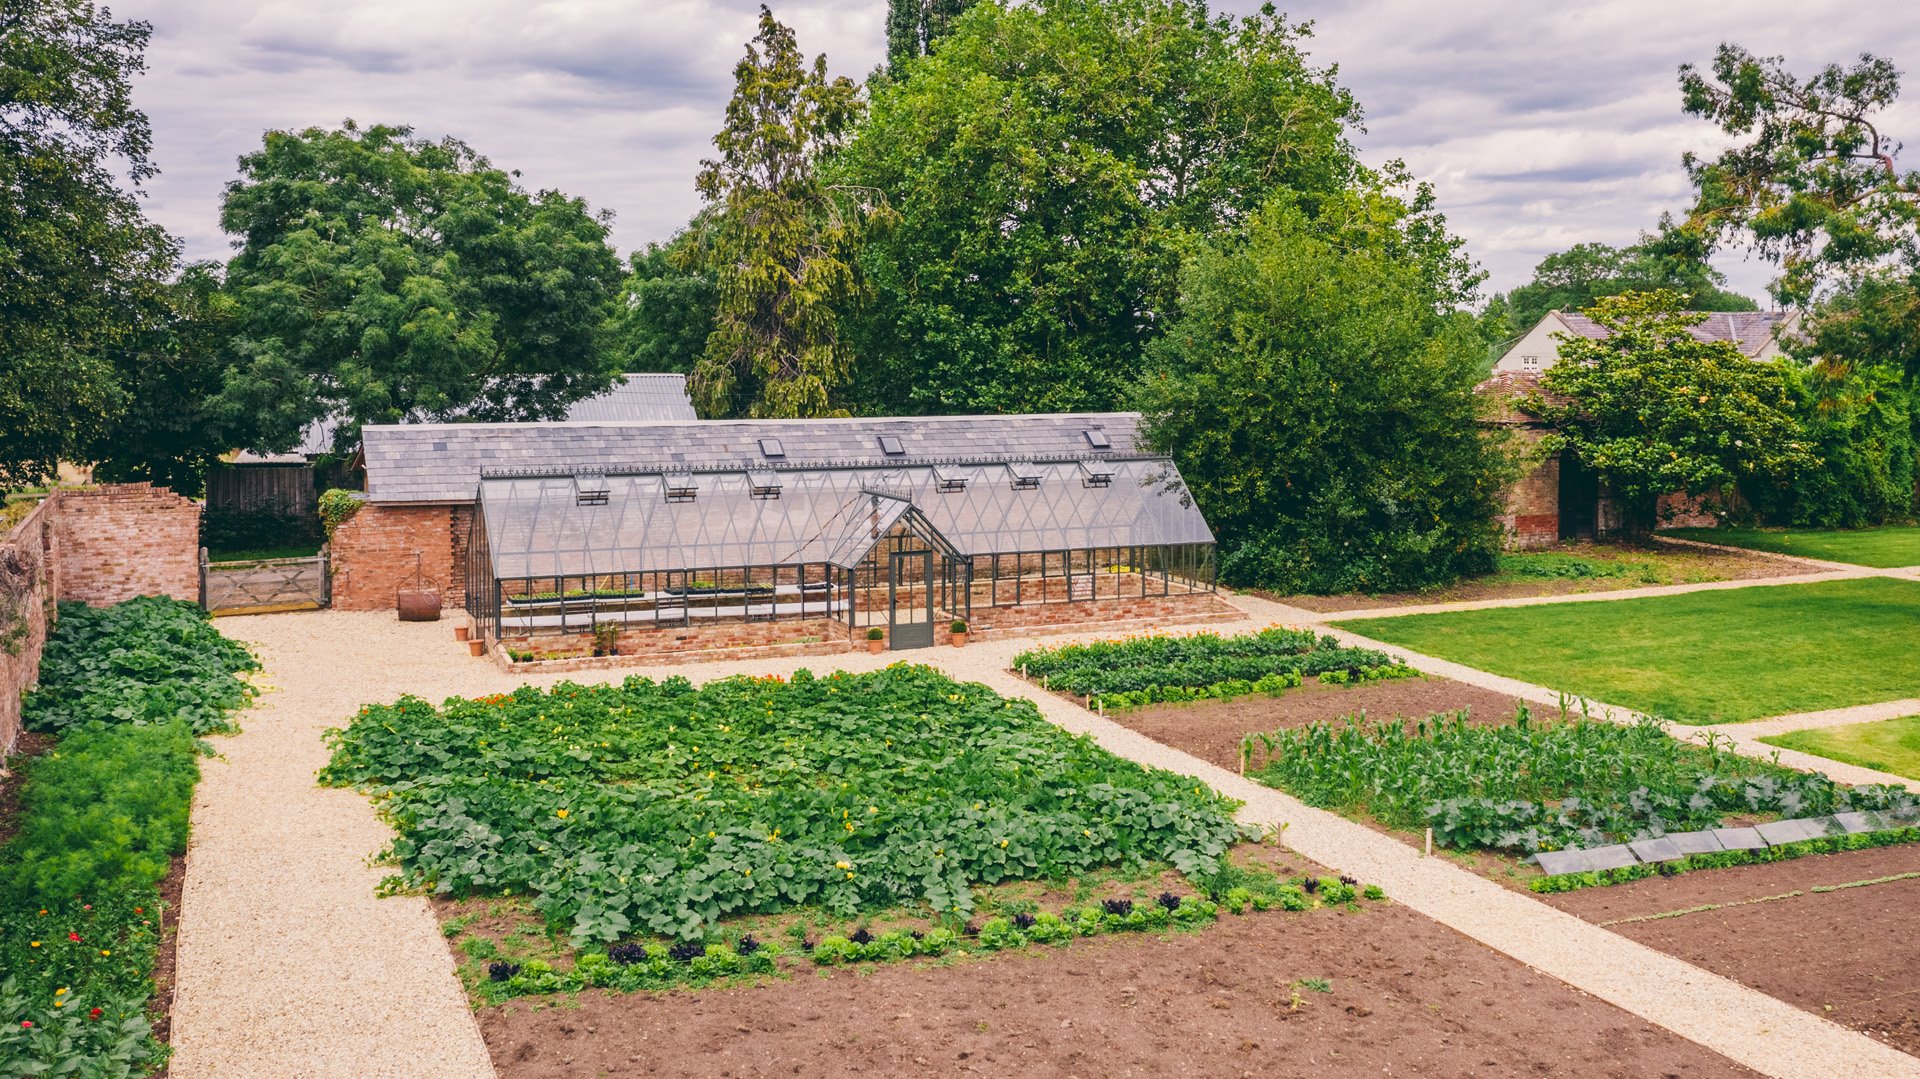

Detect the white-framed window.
[{"left": 1520, "top": 355, "right": 1541, "bottom": 372}]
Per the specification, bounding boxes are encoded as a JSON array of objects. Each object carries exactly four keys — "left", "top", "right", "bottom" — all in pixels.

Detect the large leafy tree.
[
  {"left": 1529, "top": 291, "right": 1813, "bottom": 530},
  {"left": 885, "top": 0, "right": 976, "bottom": 75},
  {"left": 1138, "top": 190, "right": 1512, "bottom": 595},
  {"left": 836, "top": 0, "right": 1369, "bottom": 414},
  {"left": 215, "top": 122, "right": 625, "bottom": 453},
  {"left": 605, "top": 227, "right": 718, "bottom": 375},
  {"left": 1677, "top": 43, "right": 1920, "bottom": 306},
  {"left": 689, "top": 7, "right": 882, "bottom": 418},
  {"left": 0, "top": 0, "right": 176, "bottom": 490},
  {"left": 1485, "top": 239, "right": 1757, "bottom": 343}
]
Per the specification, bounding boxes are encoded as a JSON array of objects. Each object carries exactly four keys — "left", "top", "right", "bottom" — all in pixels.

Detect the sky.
[{"left": 119, "top": 0, "right": 1920, "bottom": 301}]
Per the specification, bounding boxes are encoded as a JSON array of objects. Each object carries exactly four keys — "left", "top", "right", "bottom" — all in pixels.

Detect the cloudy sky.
[{"left": 119, "top": 0, "right": 1920, "bottom": 300}]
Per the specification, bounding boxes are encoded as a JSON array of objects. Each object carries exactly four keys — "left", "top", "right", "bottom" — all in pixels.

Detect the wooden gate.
[{"left": 200, "top": 546, "right": 330, "bottom": 616}]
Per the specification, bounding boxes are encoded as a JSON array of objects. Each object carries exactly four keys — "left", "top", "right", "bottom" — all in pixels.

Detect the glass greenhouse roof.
[{"left": 476, "top": 458, "right": 1213, "bottom": 579}]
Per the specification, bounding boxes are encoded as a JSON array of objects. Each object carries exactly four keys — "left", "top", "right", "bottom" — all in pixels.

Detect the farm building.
[{"left": 339, "top": 413, "right": 1229, "bottom": 658}]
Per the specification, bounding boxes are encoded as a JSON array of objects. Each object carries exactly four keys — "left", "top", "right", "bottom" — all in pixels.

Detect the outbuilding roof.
[
  {"left": 365, "top": 412, "right": 1144, "bottom": 504},
  {"left": 1552, "top": 310, "right": 1793, "bottom": 356}
]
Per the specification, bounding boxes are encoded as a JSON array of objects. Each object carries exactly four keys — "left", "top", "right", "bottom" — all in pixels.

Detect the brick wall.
[
  {"left": 1, "top": 498, "right": 58, "bottom": 758},
  {"left": 1656, "top": 490, "right": 1724, "bottom": 529},
  {"left": 54, "top": 484, "right": 201, "bottom": 604},
  {"left": 967, "top": 592, "right": 1240, "bottom": 640},
  {"left": 1494, "top": 429, "right": 1561, "bottom": 550},
  {"left": 330, "top": 503, "right": 463, "bottom": 612},
  {"left": 498, "top": 617, "right": 853, "bottom": 670}
]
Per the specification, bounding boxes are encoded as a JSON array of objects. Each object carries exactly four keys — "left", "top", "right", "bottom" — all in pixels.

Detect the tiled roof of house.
[
  {"left": 1553, "top": 310, "right": 1792, "bottom": 356},
  {"left": 364, "top": 412, "right": 1145, "bottom": 503}
]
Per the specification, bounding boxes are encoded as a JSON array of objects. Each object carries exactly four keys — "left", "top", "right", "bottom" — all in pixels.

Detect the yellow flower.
[
  {"left": 29, "top": 942, "right": 39, "bottom": 948},
  {"left": 744, "top": 868, "right": 753, "bottom": 877},
  {"left": 846, "top": 871, "right": 856, "bottom": 880},
  {"left": 998, "top": 839, "right": 1008, "bottom": 848},
  {"left": 55, "top": 987, "right": 67, "bottom": 996},
  {"left": 836, "top": 860, "right": 851, "bottom": 870},
  {"left": 556, "top": 809, "right": 569, "bottom": 819},
  {"left": 100, "top": 950, "right": 110, "bottom": 957}
]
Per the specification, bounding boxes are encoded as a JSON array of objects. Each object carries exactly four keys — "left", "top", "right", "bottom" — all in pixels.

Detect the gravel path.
[{"left": 171, "top": 598, "right": 1919, "bottom": 1077}]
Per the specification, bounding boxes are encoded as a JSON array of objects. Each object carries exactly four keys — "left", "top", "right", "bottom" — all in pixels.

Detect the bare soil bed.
[
  {"left": 1099, "top": 675, "right": 1527, "bottom": 772},
  {"left": 1270, "top": 542, "right": 1817, "bottom": 613},
  {"left": 1543, "top": 844, "right": 1920, "bottom": 1059},
  {"left": 476, "top": 891, "right": 1753, "bottom": 1079}
]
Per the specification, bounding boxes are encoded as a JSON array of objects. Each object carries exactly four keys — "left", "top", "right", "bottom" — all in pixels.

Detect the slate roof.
[
  {"left": 1553, "top": 310, "right": 1792, "bottom": 356},
  {"left": 365, "top": 413, "right": 1145, "bottom": 504}
]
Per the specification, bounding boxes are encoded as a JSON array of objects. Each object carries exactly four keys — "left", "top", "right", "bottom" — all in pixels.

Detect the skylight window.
[
  {"left": 877, "top": 434, "right": 905, "bottom": 456},
  {"left": 1083, "top": 429, "right": 1112, "bottom": 450},
  {"left": 758, "top": 437, "right": 785, "bottom": 458}
]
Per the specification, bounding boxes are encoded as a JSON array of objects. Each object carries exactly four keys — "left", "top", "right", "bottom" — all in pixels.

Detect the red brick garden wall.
[
  {"left": 496, "top": 617, "right": 852, "bottom": 670},
  {"left": 53, "top": 484, "right": 201, "bottom": 605},
  {"left": 966, "top": 592, "right": 1239, "bottom": 640},
  {"left": 330, "top": 503, "right": 467, "bottom": 612},
  {"left": 1495, "top": 430, "right": 1561, "bottom": 550},
  {"left": 1, "top": 498, "right": 59, "bottom": 758}
]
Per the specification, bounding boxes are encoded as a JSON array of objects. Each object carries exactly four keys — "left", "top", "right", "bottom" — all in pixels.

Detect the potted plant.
[
  {"left": 950, "top": 619, "right": 969, "bottom": 647},
  {"left": 467, "top": 638, "right": 485, "bottom": 657},
  {"left": 591, "top": 622, "right": 619, "bottom": 657},
  {"left": 866, "top": 626, "right": 886, "bottom": 654}
]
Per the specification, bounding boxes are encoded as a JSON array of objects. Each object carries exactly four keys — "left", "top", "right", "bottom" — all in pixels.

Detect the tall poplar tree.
[{"left": 691, "top": 7, "right": 884, "bottom": 417}]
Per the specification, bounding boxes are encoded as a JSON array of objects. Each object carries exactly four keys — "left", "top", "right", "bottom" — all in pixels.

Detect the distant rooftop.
[{"left": 1553, "top": 310, "right": 1794, "bottom": 357}]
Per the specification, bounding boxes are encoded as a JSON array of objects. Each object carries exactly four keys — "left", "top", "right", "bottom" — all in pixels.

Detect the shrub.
[
  {"left": 24, "top": 597, "right": 258, "bottom": 735},
  {"left": 317, "top": 487, "right": 363, "bottom": 539},
  {"left": 1743, "top": 365, "right": 1915, "bottom": 528},
  {"left": 201, "top": 505, "right": 321, "bottom": 554}
]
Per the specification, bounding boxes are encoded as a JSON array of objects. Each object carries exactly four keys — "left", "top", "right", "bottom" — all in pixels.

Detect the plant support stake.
[{"left": 1424, "top": 827, "right": 1432, "bottom": 857}]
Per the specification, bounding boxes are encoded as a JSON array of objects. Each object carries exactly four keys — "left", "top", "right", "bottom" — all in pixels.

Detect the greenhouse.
[{"left": 464, "top": 456, "right": 1217, "bottom": 651}]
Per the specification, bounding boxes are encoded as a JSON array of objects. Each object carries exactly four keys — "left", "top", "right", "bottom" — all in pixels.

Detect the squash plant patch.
[{"left": 320, "top": 665, "right": 1247, "bottom": 945}]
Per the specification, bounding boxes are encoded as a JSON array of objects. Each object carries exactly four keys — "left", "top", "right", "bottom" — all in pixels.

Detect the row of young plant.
[
  {"left": 1012, "top": 627, "right": 1414, "bottom": 706},
  {"left": 475, "top": 863, "right": 1385, "bottom": 1003},
  {"left": 1528, "top": 826, "right": 1920, "bottom": 894},
  {"left": 0, "top": 598, "right": 257, "bottom": 1078},
  {"left": 1242, "top": 706, "right": 1919, "bottom": 854},
  {"left": 320, "top": 665, "right": 1249, "bottom": 945}
]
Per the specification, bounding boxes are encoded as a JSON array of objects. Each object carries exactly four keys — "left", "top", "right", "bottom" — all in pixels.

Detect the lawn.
[
  {"left": 206, "top": 542, "right": 323, "bottom": 563},
  {"left": 1661, "top": 525, "right": 1920, "bottom": 568},
  {"left": 1338, "top": 577, "right": 1920, "bottom": 723},
  {"left": 1762, "top": 716, "right": 1920, "bottom": 781}
]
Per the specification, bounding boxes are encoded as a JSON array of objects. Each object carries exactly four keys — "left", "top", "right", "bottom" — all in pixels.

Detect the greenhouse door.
[{"left": 888, "top": 550, "right": 935, "bottom": 650}]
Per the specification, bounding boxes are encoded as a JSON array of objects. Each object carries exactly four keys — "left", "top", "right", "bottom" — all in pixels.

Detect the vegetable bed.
[
  {"left": 320, "top": 665, "right": 1248, "bottom": 948},
  {"left": 1013, "top": 627, "right": 1412, "bottom": 709}
]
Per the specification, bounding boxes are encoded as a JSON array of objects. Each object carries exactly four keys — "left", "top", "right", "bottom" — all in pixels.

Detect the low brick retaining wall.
[{"left": 1, "top": 498, "right": 57, "bottom": 758}]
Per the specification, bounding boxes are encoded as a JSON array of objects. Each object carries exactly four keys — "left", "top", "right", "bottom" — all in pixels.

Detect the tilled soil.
[
  {"left": 478, "top": 899, "right": 1754, "bottom": 1078},
  {"left": 1100, "top": 676, "right": 1528, "bottom": 772},
  {"left": 1270, "top": 544, "right": 1817, "bottom": 613},
  {"left": 1543, "top": 844, "right": 1920, "bottom": 1058}
]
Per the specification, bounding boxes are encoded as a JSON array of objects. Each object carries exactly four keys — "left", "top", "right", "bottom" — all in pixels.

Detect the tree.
[
  {"left": 886, "top": 0, "right": 976, "bottom": 75},
  {"left": 1138, "top": 190, "right": 1512, "bottom": 595},
  {"left": 0, "top": 0, "right": 176, "bottom": 490},
  {"left": 1677, "top": 43, "right": 1920, "bottom": 306},
  {"left": 835, "top": 0, "right": 1371, "bottom": 415},
  {"left": 1529, "top": 291, "right": 1813, "bottom": 530},
  {"left": 85, "top": 262, "right": 235, "bottom": 494},
  {"left": 605, "top": 228, "right": 718, "bottom": 375},
  {"left": 1743, "top": 363, "right": 1914, "bottom": 527},
  {"left": 689, "top": 7, "right": 881, "bottom": 418},
  {"left": 215, "top": 122, "right": 625, "bottom": 453},
  {"left": 1486, "top": 240, "right": 1757, "bottom": 343}
]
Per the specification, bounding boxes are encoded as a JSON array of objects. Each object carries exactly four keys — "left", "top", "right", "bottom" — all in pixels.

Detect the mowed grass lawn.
[
  {"left": 1761, "top": 716, "right": 1920, "bottom": 781},
  {"left": 1661, "top": 525, "right": 1920, "bottom": 568},
  {"left": 1339, "top": 577, "right": 1920, "bottom": 724}
]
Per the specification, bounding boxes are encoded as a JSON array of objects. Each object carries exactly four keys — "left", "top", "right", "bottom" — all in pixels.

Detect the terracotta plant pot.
[
  {"left": 454, "top": 625, "right": 470, "bottom": 642},
  {"left": 467, "top": 639, "right": 484, "bottom": 657},
  {"left": 951, "top": 632, "right": 968, "bottom": 648},
  {"left": 867, "top": 638, "right": 885, "bottom": 654},
  {"left": 397, "top": 589, "right": 442, "bottom": 622}
]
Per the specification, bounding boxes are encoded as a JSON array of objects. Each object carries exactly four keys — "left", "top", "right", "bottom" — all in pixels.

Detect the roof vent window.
[
  {"left": 934, "top": 467, "right": 968, "bottom": 493},
  {"left": 877, "top": 434, "right": 905, "bottom": 456},
  {"left": 758, "top": 437, "right": 785, "bottom": 459},
  {"left": 1083, "top": 429, "right": 1111, "bottom": 450},
  {"left": 1009, "top": 463, "right": 1041, "bottom": 491},
  {"left": 573, "top": 471, "right": 611, "bottom": 506},
  {"left": 665, "top": 472, "right": 699, "bottom": 503},
  {"left": 1078, "top": 461, "right": 1113, "bottom": 489},
  {"left": 749, "top": 470, "right": 782, "bottom": 500}
]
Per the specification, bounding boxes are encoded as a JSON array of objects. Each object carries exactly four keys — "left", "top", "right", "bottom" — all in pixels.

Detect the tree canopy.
[
  {"left": 885, "top": 0, "right": 977, "bottom": 75},
  {"left": 1138, "top": 190, "right": 1511, "bottom": 594},
  {"left": 1483, "top": 239, "right": 1757, "bottom": 345},
  {"left": 214, "top": 121, "right": 625, "bottom": 453},
  {"left": 0, "top": 0, "right": 176, "bottom": 489},
  {"left": 605, "top": 229, "right": 718, "bottom": 375},
  {"left": 1529, "top": 291, "right": 1812, "bottom": 528},
  {"left": 688, "top": 7, "right": 882, "bottom": 418},
  {"left": 835, "top": 0, "right": 1373, "bottom": 414}
]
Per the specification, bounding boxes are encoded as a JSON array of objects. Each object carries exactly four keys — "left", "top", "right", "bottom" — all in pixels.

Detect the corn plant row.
[
  {"left": 1243, "top": 707, "right": 1919, "bottom": 854},
  {"left": 1013, "top": 627, "right": 1409, "bottom": 700},
  {"left": 478, "top": 876, "right": 1387, "bottom": 1002},
  {"left": 320, "top": 665, "right": 1247, "bottom": 944}
]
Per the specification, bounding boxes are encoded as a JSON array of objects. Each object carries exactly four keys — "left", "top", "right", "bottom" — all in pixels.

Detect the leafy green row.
[
  {"left": 320, "top": 665, "right": 1247, "bottom": 944},
  {"left": 1529, "top": 826, "right": 1920, "bottom": 893},
  {"left": 1245, "top": 708, "right": 1918, "bottom": 853},
  {"left": 1014, "top": 628, "right": 1405, "bottom": 698},
  {"left": 24, "top": 598, "right": 258, "bottom": 736}
]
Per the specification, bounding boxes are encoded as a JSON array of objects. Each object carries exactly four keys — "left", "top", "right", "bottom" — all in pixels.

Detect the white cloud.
[{"left": 122, "top": 0, "right": 1920, "bottom": 300}]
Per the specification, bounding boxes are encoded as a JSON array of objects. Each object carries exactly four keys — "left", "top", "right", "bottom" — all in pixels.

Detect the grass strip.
[
  {"left": 1598, "top": 891, "right": 1802, "bottom": 927},
  {"left": 1809, "top": 871, "right": 1920, "bottom": 894}
]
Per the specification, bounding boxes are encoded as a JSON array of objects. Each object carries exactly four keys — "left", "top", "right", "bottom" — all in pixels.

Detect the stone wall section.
[
  {"left": 53, "top": 484, "right": 201, "bottom": 604},
  {"left": 329, "top": 503, "right": 462, "bottom": 612},
  {"left": 0, "top": 499, "right": 59, "bottom": 758}
]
